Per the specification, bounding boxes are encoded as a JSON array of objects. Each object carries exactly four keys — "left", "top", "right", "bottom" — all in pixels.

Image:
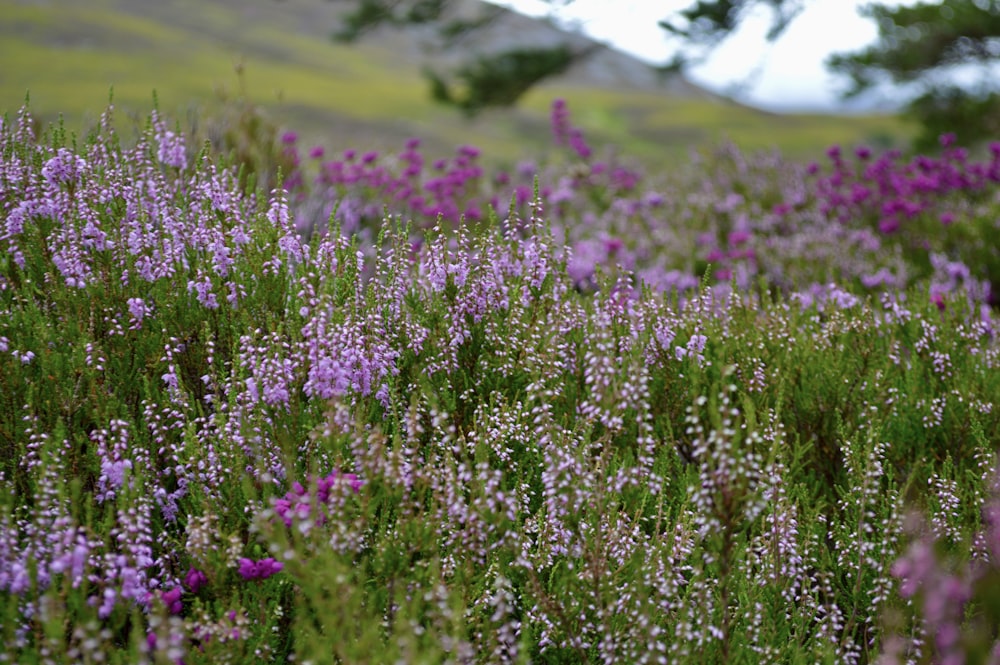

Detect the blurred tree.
[
  {"left": 824, "top": 1, "right": 1000, "bottom": 150},
  {"left": 423, "top": 44, "right": 593, "bottom": 117},
  {"left": 327, "top": 0, "right": 1000, "bottom": 147},
  {"left": 327, "top": 0, "right": 591, "bottom": 116}
]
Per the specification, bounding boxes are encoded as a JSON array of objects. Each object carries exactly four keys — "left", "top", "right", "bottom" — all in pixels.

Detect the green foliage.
[
  {"left": 659, "top": 0, "right": 804, "bottom": 45},
  {"left": 905, "top": 86, "right": 1000, "bottom": 151},
  {"left": 829, "top": 1, "right": 1000, "bottom": 93},
  {"left": 824, "top": 0, "right": 1000, "bottom": 149},
  {"left": 332, "top": 0, "right": 454, "bottom": 42},
  {"left": 197, "top": 65, "right": 299, "bottom": 194},
  {"left": 426, "top": 45, "right": 584, "bottom": 117}
]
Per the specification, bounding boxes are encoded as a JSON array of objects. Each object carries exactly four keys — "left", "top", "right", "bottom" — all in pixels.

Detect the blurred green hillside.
[{"left": 1, "top": 0, "right": 912, "bottom": 166}]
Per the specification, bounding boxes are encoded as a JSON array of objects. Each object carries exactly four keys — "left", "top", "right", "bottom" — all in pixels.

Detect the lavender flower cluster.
[{"left": 280, "top": 100, "right": 999, "bottom": 321}]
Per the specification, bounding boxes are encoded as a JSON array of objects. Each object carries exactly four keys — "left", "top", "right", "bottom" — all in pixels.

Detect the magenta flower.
[
  {"left": 878, "top": 216, "right": 900, "bottom": 234},
  {"left": 238, "top": 557, "right": 283, "bottom": 581},
  {"left": 727, "top": 229, "right": 751, "bottom": 246},
  {"left": 550, "top": 98, "right": 570, "bottom": 145},
  {"left": 930, "top": 291, "right": 946, "bottom": 311},
  {"left": 184, "top": 567, "right": 207, "bottom": 593},
  {"left": 237, "top": 558, "right": 258, "bottom": 580},
  {"left": 161, "top": 587, "right": 183, "bottom": 615}
]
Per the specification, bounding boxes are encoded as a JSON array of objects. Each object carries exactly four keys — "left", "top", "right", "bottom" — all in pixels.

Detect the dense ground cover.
[{"left": 1, "top": 100, "right": 999, "bottom": 664}]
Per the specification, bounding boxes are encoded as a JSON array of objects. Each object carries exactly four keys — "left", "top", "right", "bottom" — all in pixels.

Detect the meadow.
[{"left": 1, "top": 94, "right": 999, "bottom": 665}]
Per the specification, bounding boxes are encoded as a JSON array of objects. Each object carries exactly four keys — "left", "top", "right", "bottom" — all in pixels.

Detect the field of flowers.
[{"left": 1, "top": 99, "right": 1000, "bottom": 664}]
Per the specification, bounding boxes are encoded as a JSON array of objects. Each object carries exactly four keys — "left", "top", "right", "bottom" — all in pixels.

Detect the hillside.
[{"left": 0, "top": 0, "right": 911, "bottom": 165}]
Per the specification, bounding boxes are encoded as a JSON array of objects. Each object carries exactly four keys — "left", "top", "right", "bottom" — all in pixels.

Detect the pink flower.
[
  {"left": 184, "top": 567, "right": 207, "bottom": 593},
  {"left": 930, "top": 291, "right": 946, "bottom": 311},
  {"left": 238, "top": 557, "right": 283, "bottom": 581},
  {"left": 161, "top": 587, "right": 183, "bottom": 615}
]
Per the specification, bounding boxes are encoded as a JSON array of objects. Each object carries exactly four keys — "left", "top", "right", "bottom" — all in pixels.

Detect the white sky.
[{"left": 485, "top": 0, "right": 921, "bottom": 111}]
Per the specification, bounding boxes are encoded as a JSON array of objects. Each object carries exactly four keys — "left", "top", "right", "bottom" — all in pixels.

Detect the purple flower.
[
  {"left": 281, "top": 131, "right": 298, "bottom": 144},
  {"left": 308, "top": 145, "right": 325, "bottom": 159},
  {"left": 238, "top": 557, "right": 283, "bottom": 581},
  {"left": 727, "top": 229, "right": 751, "bottom": 246},
  {"left": 551, "top": 98, "right": 570, "bottom": 145},
  {"left": 127, "top": 297, "right": 149, "bottom": 328},
  {"left": 568, "top": 128, "right": 592, "bottom": 160},
  {"left": 156, "top": 129, "right": 186, "bottom": 169},
  {"left": 184, "top": 567, "right": 207, "bottom": 593},
  {"left": 237, "top": 558, "right": 258, "bottom": 580},
  {"left": 161, "top": 587, "right": 183, "bottom": 615},
  {"left": 930, "top": 290, "right": 946, "bottom": 311},
  {"left": 41, "top": 148, "right": 87, "bottom": 186},
  {"left": 878, "top": 216, "right": 900, "bottom": 235},
  {"left": 257, "top": 558, "right": 283, "bottom": 578}
]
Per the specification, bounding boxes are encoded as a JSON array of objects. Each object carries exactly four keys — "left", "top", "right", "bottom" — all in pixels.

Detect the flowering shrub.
[
  {"left": 0, "top": 100, "right": 998, "bottom": 663},
  {"left": 281, "top": 100, "right": 999, "bottom": 319}
]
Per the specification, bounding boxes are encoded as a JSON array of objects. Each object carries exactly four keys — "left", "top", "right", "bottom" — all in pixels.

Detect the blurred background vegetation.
[{"left": 1, "top": 0, "right": 914, "bottom": 171}]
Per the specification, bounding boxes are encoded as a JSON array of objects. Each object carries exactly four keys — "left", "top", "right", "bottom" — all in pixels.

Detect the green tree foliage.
[
  {"left": 659, "top": 0, "right": 806, "bottom": 46},
  {"left": 827, "top": 0, "right": 1000, "bottom": 150},
  {"left": 661, "top": 0, "right": 1000, "bottom": 149},
  {"left": 328, "top": 0, "right": 591, "bottom": 116},
  {"left": 902, "top": 86, "right": 1000, "bottom": 151},
  {"left": 425, "top": 45, "right": 586, "bottom": 116}
]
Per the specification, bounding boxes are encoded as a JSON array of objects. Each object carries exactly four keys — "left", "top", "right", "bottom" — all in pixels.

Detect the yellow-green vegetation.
[
  {"left": 1, "top": 0, "right": 913, "bottom": 166},
  {"left": 523, "top": 85, "right": 913, "bottom": 162}
]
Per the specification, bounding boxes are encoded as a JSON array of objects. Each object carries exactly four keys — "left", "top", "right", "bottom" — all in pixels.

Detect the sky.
[{"left": 484, "top": 0, "right": 919, "bottom": 112}]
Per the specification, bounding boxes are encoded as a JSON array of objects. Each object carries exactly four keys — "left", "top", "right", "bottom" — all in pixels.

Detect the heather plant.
[
  {"left": 282, "top": 99, "right": 999, "bottom": 322},
  {"left": 1, "top": 101, "right": 999, "bottom": 664},
  {"left": 879, "top": 442, "right": 1000, "bottom": 665}
]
